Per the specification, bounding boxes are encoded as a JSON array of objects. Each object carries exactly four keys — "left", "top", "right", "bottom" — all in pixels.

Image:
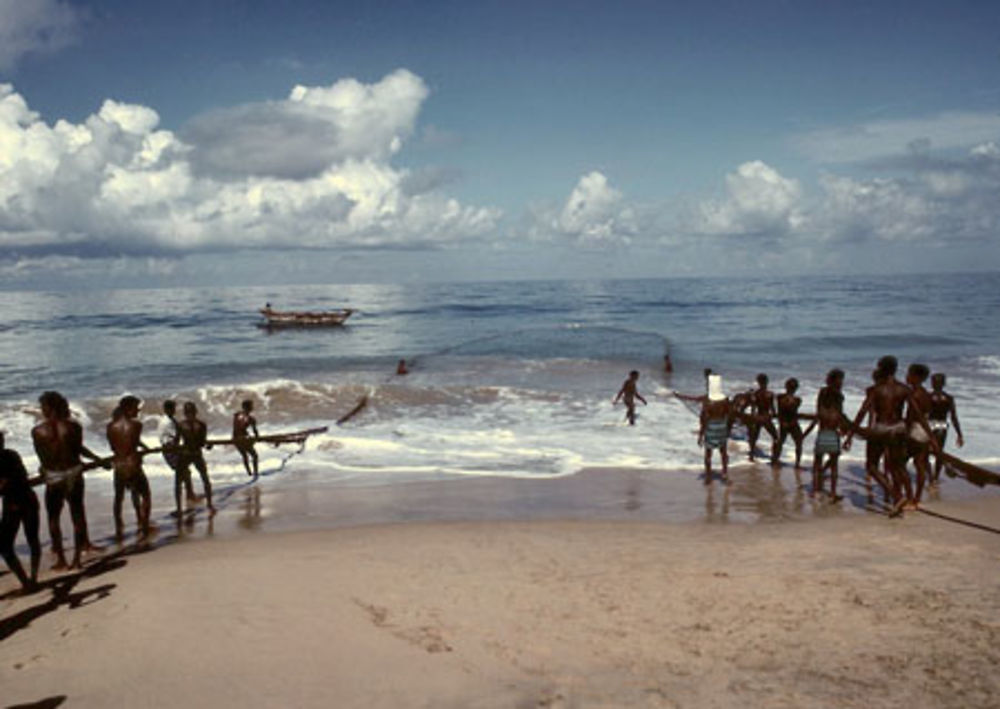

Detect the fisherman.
[
  {"left": 0, "top": 432, "right": 41, "bottom": 592},
  {"left": 107, "top": 396, "right": 153, "bottom": 540},
  {"left": 775, "top": 378, "right": 805, "bottom": 469},
  {"left": 613, "top": 370, "right": 647, "bottom": 425},
  {"left": 663, "top": 354, "right": 673, "bottom": 374},
  {"left": 396, "top": 359, "right": 409, "bottom": 376},
  {"left": 162, "top": 400, "right": 196, "bottom": 516},
  {"left": 233, "top": 399, "right": 260, "bottom": 479},
  {"left": 178, "top": 402, "right": 215, "bottom": 515},
  {"left": 747, "top": 373, "right": 779, "bottom": 463},
  {"left": 928, "top": 373, "right": 964, "bottom": 483},
  {"left": 844, "top": 356, "right": 915, "bottom": 513},
  {"left": 699, "top": 374, "right": 732, "bottom": 484},
  {"left": 673, "top": 368, "right": 713, "bottom": 404},
  {"left": 31, "top": 391, "right": 105, "bottom": 570},
  {"left": 812, "top": 370, "right": 846, "bottom": 500},
  {"left": 904, "top": 363, "right": 940, "bottom": 506}
]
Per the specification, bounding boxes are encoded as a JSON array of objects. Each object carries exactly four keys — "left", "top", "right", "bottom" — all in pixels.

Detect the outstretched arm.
[{"left": 843, "top": 394, "right": 872, "bottom": 450}]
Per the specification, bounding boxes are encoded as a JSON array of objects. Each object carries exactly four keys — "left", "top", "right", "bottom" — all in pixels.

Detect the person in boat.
[
  {"left": 162, "top": 400, "right": 197, "bottom": 517},
  {"left": 928, "top": 373, "right": 964, "bottom": 484},
  {"left": 699, "top": 374, "right": 732, "bottom": 484},
  {"left": 904, "top": 363, "right": 940, "bottom": 506},
  {"left": 613, "top": 371, "right": 647, "bottom": 425},
  {"left": 107, "top": 396, "right": 153, "bottom": 541},
  {"left": 1, "top": 431, "right": 41, "bottom": 592},
  {"left": 396, "top": 359, "right": 409, "bottom": 376},
  {"left": 31, "top": 391, "right": 105, "bottom": 570},
  {"left": 775, "top": 378, "right": 805, "bottom": 469},
  {"left": 746, "top": 374, "right": 779, "bottom": 463},
  {"left": 812, "top": 369, "right": 847, "bottom": 500},
  {"left": 233, "top": 400, "right": 260, "bottom": 479},
  {"left": 178, "top": 402, "right": 215, "bottom": 515}
]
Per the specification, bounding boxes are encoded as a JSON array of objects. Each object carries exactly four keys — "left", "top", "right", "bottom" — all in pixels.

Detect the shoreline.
[
  {"left": 4, "top": 467, "right": 1000, "bottom": 707},
  {"left": 3, "top": 496, "right": 1000, "bottom": 708}
]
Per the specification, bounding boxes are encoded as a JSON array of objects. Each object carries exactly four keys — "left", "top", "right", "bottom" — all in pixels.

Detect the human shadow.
[
  {"left": 0, "top": 550, "right": 127, "bottom": 642},
  {"left": 5, "top": 696, "right": 67, "bottom": 709}
]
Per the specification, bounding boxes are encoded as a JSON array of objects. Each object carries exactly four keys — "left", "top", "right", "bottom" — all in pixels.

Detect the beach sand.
[{"left": 3, "top": 469, "right": 1000, "bottom": 708}]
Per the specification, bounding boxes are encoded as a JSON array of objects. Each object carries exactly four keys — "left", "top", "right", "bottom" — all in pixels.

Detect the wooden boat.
[{"left": 259, "top": 305, "right": 353, "bottom": 328}]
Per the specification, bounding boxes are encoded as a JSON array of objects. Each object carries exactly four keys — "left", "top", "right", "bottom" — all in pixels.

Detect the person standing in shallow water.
[
  {"left": 775, "top": 378, "right": 805, "bottom": 469},
  {"left": 233, "top": 400, "right": 259, "bottom": 479},
  {"left": 0, "top": 432, "right": 41, "bottom": 591},
  {"left": 747, "top": 373, "right": 779, "bottom": 463},
  {"left": 928, "top": 373, "right": 964, "bottom": 484},
  {"left": 613, "top": 370, "right": 647, "bottom": 425},
  {"left": 179, "top": 402, "right": 216, "bottom": 515},
  {"left": 699, "top": 374, "right": 732, "bottom": 484},
  {"left": 812, "top": 369, "right": 847, "bottom": 501},
  {"left": 32, "top": 391, "right": 105, "bottom": 570},
  {"left": 107, "top": 396, "right": 154, "bottom": 541},
  {"left": 162, "top": 399, "right": 196, "bottom": 516}
]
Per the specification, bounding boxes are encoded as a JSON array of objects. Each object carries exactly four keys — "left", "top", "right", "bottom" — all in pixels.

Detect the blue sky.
[{"left": 1, "top": 0, "right": 999, "bottom": 287}]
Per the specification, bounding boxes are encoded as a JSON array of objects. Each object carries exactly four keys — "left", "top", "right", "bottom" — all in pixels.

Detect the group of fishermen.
[
  {"left": 671, "top": 355, "right": 963, "bottom": 515},
  {"left": 0, "top": 392, "right": 262, "bottom": 591}
]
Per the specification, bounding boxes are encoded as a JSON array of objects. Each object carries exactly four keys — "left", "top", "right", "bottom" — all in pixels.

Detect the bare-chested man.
[
  {"left": 844, "top": 356, "right": 935, "bottom": 513},
  {"left": 928, "top": 373, "right": 964, "bottom": 483},
  {"left": 107, "top": 396, "right": 153, "bottom": 541},
  {"left": 613, "top": 371, "right": 647, "bottom": 426},
  {"left": 162, "top": 400, "right": 196, "bottom": 517},
  {"left": 775, "top": 378, "right": 805, "bottom": 469},
  {"left": 747, "top": 374, "right": 779, "bottom": 463},
  {"left": 179, "top": 402, "right": 215, "bottom": 515},
  {"left": 1, "top": 432, "right": 41, "bottom": 591},
  {"left": 699, "top": 374, "right": 732, "bottom": 484},
  {"left": 233, "top": 400, "right": 260, "bottom": 479},
  {"left": 812, "top": 369, "right": 847, "bottom": 500},
  {"left": 904, "top": 363, "right": 939, "bottom": 505},
  {"left": 32, "top": 391, "right": 104, "bottom": 569}
]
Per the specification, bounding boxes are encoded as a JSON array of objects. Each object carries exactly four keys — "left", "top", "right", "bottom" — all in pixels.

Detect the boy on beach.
[
  {"left": 179, "top": 402, "right": 216, "bottom": 515},
  {"left": 32, "top": 391, "right": 105, "bottom": 569},
  {"left": 699, "top": 374, "right": 732, "bottom": 484},
  {"left": 233, "top": 400, "right": 260, "bottom": 479},
  {"left": 928, "top": 373, "right": 964, "bottom": 483},
  {"left": 775, "top": 378, "right": 805, "bottom": 469},
  {"left": 613, "top": 371, "right": 647, "bottom": 425},
  {"left": 107, "top": 396, "right": 153, "bottom": 541},
  {"left": 812, "top": 370, "right": 846, "bottom": 501},
  {"left": 0, "top": 432, "right": 41, "bottom": 591}
]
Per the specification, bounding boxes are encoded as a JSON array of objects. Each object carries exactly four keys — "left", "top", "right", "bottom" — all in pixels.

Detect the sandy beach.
[{"left": 3, "top": 466, "right": 1000, "bottom": 709}]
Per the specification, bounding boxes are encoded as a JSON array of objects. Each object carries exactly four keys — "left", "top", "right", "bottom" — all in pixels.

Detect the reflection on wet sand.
[{"left": 239, "top": 486, "right": 263, "bottom": 531}]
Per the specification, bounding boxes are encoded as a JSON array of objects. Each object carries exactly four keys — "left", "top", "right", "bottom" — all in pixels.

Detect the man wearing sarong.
[
  {"left": 812, "top": 370, "right": 847, "bottom": 500},
  {"left": 928, "top": 373, "right": 964, "bottom": 484},
  {"left": 699, "top": 374, "right": 732, "bottom": 484},
  {"left": 32, "top": 391, "right": 104, "bottom": 569},
  {"left": 107, "top": 396, "right": 153, "bottom": 540},
  {"left": 904, "top": 364, "right": 939, "bottom": 506},
  {"left": 1, "top": 432, "right": 41, "bottom": 591}
]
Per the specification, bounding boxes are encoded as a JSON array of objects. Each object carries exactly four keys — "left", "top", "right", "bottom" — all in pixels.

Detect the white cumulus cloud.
[
  {"left": 0, "top": 0, "right": 84, "bottom": 70},
  {"left": 531, "top": 171, "right": 640, "bottom": 245},
  {"left": 0, "top": 71, "right": 501, "bottom": 258},
  {"left": 691, "top": 161, "right": 805, "bottom": 238}
]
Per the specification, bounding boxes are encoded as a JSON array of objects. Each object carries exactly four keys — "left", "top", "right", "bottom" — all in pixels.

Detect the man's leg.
[{"left": 45, "top": 485, "right": 68, "bottom": 569}]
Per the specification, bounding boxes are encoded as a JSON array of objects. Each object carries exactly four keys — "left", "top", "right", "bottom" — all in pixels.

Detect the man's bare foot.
[
  {"left": 208, "top": 505, "right": 218, "bottom": 516},
  {"left": 81, "top": 542, "right": 105, "bottom": 554},
  {"left": 830, "top": 494, "right": 844, "bottom": 503},
  {"left": 68, "top": 559, "right": 82, "bottom": 570}
]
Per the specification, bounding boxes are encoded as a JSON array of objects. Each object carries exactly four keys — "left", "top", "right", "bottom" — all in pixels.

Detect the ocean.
[{"left": 2, "top": 272, "right": 998, "bottom": 527}]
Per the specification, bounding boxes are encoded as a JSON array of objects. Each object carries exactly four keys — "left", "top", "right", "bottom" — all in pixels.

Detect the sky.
[{"left": 1, "top": 0, "right": 999, "bottom": 289}]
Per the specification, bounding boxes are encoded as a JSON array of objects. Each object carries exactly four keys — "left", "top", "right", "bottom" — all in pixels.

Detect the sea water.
[{"left": 1, "top": 273, "right": 998, "bottom": 526}]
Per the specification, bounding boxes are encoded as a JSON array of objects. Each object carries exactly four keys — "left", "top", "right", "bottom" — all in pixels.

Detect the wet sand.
[{"left": 3, "top": 468, "right": 1000, "bottom": 708}]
